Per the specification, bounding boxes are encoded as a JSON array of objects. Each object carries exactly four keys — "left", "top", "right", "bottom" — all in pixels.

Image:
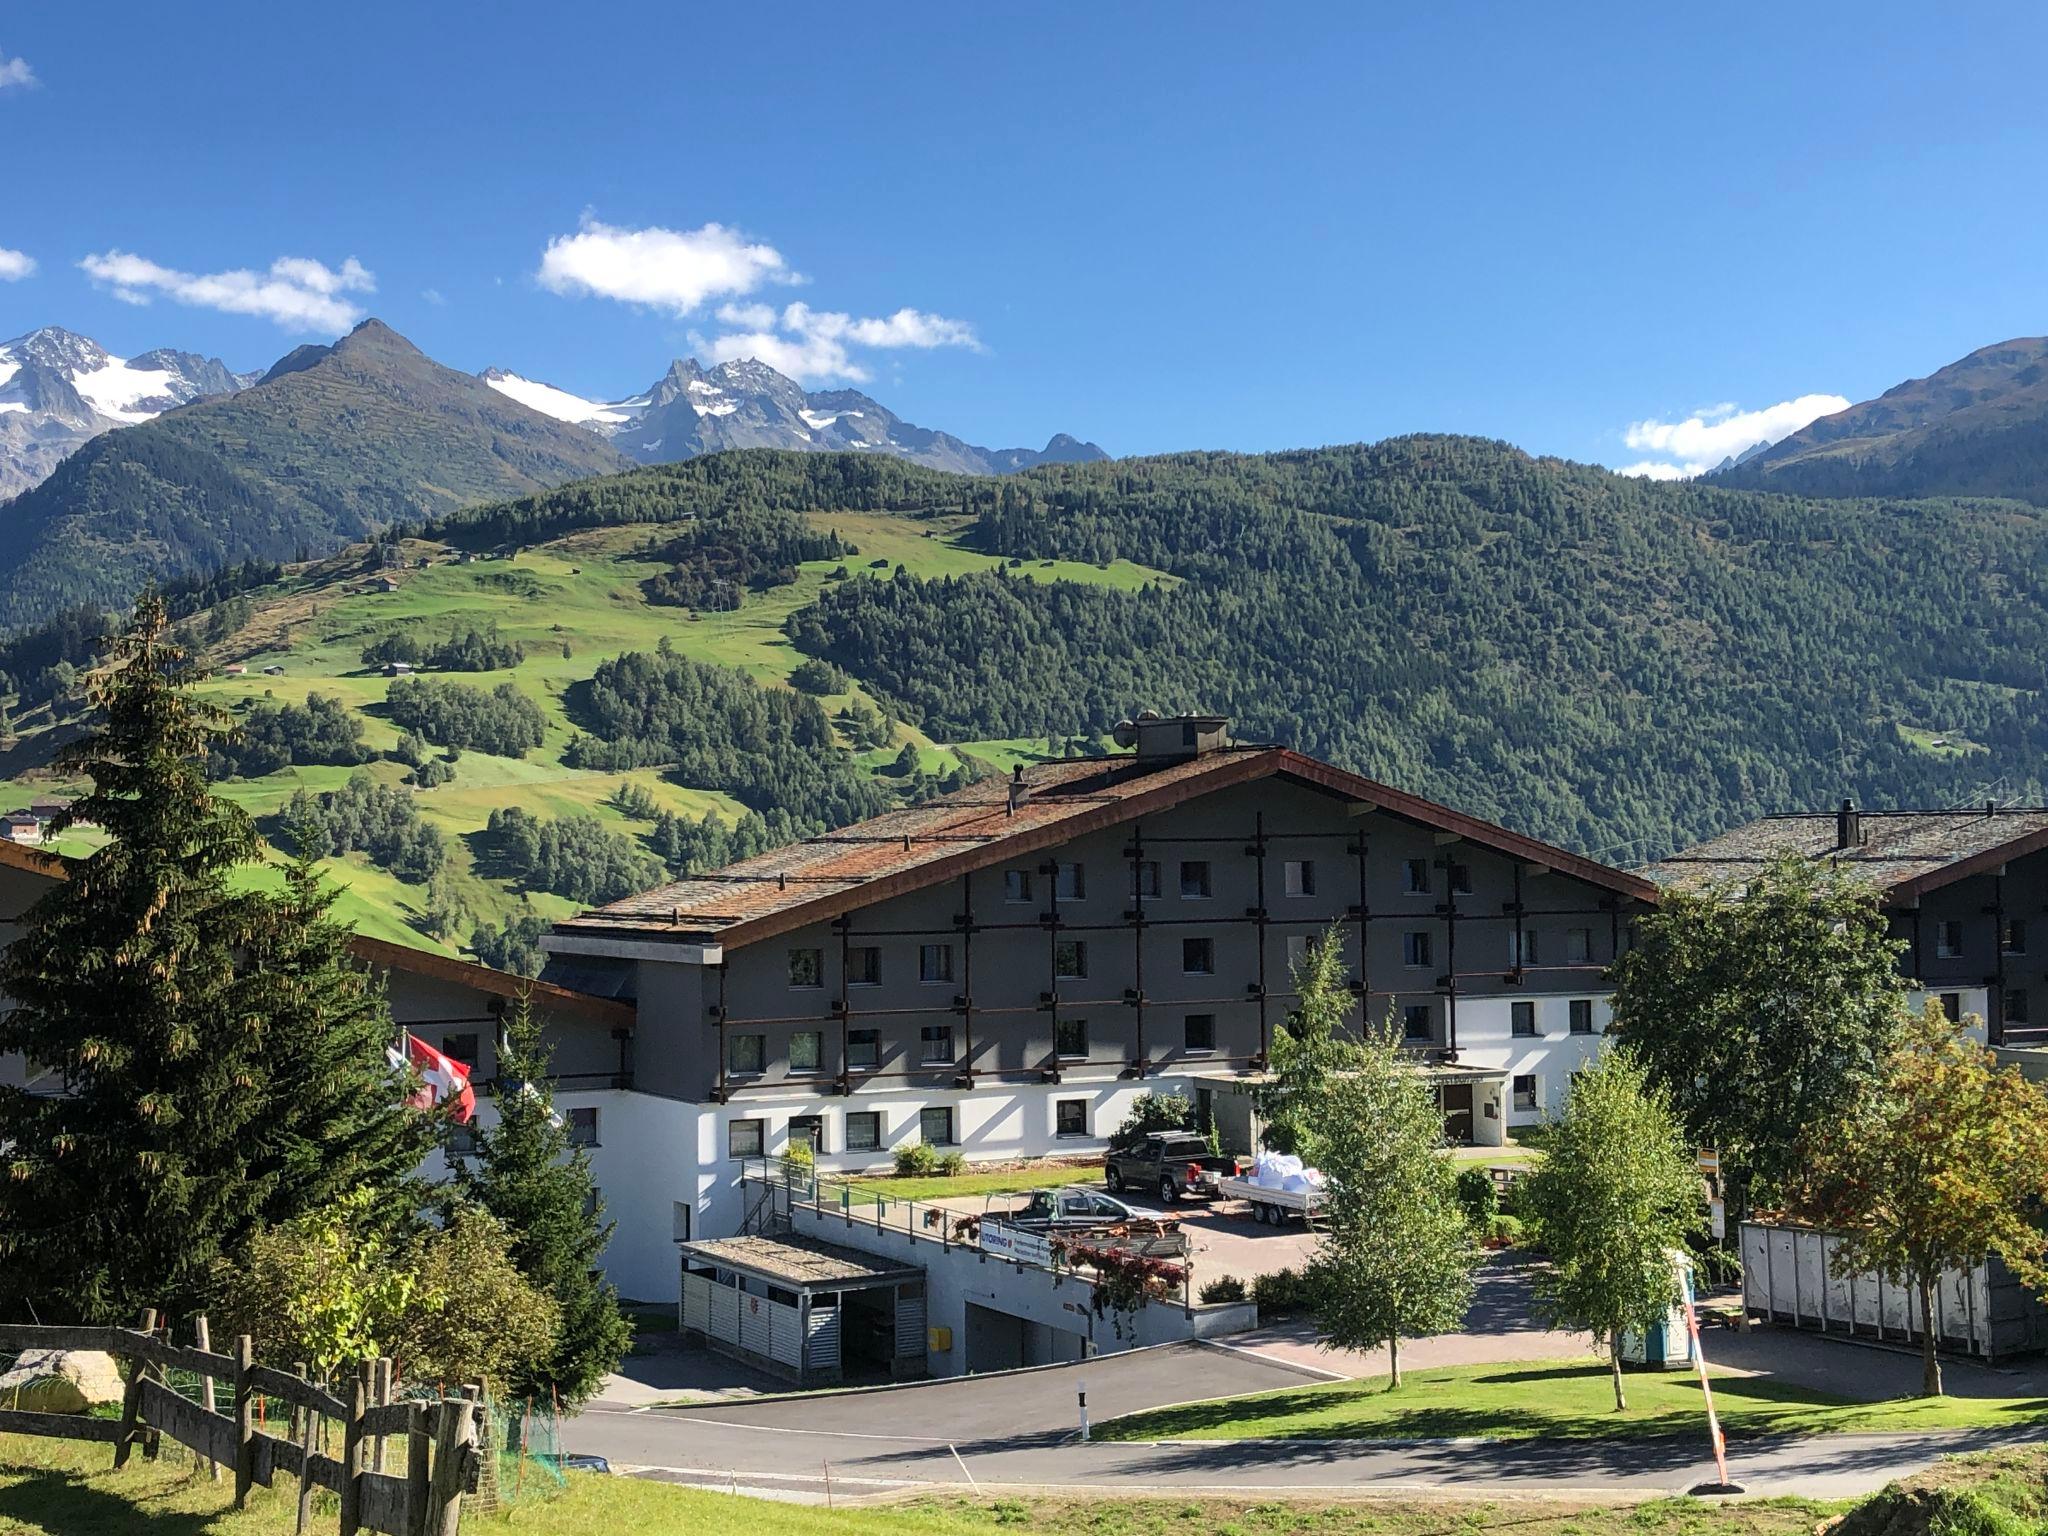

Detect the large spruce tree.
[
  {"left": 0, "top": 596, "right": 269, "bottom": 1322},
  {"left": 455, "top": 995, "right": 631, "bottom": 1406},
  {"left": 0, "top": 596, "right": 425, "bottom": 1323}
]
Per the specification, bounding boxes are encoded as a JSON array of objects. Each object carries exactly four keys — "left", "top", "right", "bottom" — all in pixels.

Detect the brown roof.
[
  {"left": 557, "top": 745, "right": 1658, "bottom": 952},
  {"left": 1644, "top": 807, "right": 2048, "bottom": 903},
  {"left": 0, "top": 843, "right": 630, "bottom": 1025}
]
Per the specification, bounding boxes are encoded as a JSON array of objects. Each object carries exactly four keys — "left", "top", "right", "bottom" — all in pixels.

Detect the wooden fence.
[{"left": 0, "top": 1314, "right": 481, "bottom": 1536}]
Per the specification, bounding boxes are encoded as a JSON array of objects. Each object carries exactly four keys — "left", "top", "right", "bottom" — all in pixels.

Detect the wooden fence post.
[
  {"left": 112, "top": 1308, "right": 156, "bottom": 1470},
  {"left": 233, "top": 1335, "right": 256, "bottom": 1508},
  {"left": 194, "top": 1315, "right": 222, "bottom": 1483},
  {"left": 404, "top": 1402, "right": 431, "bottom": 1536},
  {"left": 339, "top": 1361, "right": 370, "bottom": 1536},
  {"left": 427, "top": 1388, "right": 478, "bottom": 1536},
  {"left": 295, "top": 1367, "right": 317, "bottom": 1536},
  {"left": 372, "top": 1357, "right": 392, "bottom": 1473}
]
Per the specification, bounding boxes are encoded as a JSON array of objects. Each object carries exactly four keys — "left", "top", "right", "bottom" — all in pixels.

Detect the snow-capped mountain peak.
[
  {"left": 479, "top": 354, "right": 1107, "bottom": 476},
  {"left": 0, "top": 326, "right": 257, "bottom": 499}
]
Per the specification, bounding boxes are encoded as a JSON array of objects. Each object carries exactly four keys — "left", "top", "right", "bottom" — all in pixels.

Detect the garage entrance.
[{"left": 962, "top": 1302, "right": 1091, "bottom": 1374}]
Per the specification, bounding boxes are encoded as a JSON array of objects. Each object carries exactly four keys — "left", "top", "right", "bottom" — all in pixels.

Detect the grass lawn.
[
  {"left": 1097, "top": 1357, "right": 2048, "bottom": 1443},
  {"left": 0, "top": 1432, "right": 1843, "bottom": 1536},
  {"left": 841, "top": 1161, "right": 1104, "bottom": 1203}
]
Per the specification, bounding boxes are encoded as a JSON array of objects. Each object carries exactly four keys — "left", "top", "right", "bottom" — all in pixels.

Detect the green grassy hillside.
[{"left": 0, "top": 500, "right": 1169, "bottom": 961}]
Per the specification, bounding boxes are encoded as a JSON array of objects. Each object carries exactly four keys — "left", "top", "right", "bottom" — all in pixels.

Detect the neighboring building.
[
  {"left": 222, "top": 664, "right": 248, "bottom": 677},
  {"left": 1645, "top": 800, "right": 2048, "bottom": 1046},
  {"left": 0, "top": 814, "right": 41, "bottom": 845},
  {"left": 383, "top": 661, "right": 415, "bottom": 677},
  {"left": 541, "top": 715, "right": 1655, "bottom": 1295}
]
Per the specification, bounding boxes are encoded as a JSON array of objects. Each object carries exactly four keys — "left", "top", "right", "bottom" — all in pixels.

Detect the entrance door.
[{"left": 1439, "top": 1083, "right": 1475, "bottom": 1145}]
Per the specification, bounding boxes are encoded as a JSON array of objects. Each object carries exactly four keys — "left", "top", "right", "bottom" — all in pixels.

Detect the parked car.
[
  {"left": 1000, "top": 1185, "right": 1143, "bottom": 1231},
  {"left": 1104, "top": 1131, "right": 1239, "bottom": 1202}
]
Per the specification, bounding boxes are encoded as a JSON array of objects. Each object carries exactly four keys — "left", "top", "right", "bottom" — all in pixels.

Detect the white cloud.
[
  {"left": 537, "top": 218, "right": 791, "bottom": 314},
  {"left": 0, "top": 247, "right": 34, "bottom": 281},
  {"left": 421, "top": 287, "right": 446, "bottom": 306},
  {"left": 0, "top": 46, "right": 34, "bottom": 90},
  {"left": 691, "top": 300, "right": 983, "bottom": 384},
  {"left": 1614, "top": 393, "right": 1850, "bottom": 479},
  {"left": 78, "top": 250, "right": 375, "bottom": 331}
]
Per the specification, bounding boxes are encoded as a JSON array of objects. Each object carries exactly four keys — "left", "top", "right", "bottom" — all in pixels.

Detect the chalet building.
[
  {"left": 1646, "top": 800, "right": 2048, "bottom": 1046},
  {"left": 531, "top": 716, "right": 1656, "bottom": 1297}
]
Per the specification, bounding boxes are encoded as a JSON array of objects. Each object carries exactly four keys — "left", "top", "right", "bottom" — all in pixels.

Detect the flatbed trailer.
[{"left": 1214, "top": 1174, "right": 1325, "bottom": 1226}]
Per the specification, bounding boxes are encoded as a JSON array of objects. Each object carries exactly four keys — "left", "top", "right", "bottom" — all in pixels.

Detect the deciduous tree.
[
  {"left": 1609, "top": 854, "right": 1905, "bottom": 1236},
  {"left": 1805, "top": 1002, "right": 2048, "bottom": 1396},
  {"left": 1520, "top": 1053, "right": 1703, "bottom": 1409}
]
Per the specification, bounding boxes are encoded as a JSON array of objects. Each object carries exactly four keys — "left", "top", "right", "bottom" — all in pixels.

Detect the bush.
[
  {"left": 894, "top": 1142, "right": 941, "bottom": 1177},
  {"left": 1455, "top": 1167, "right": 1499, "bottom": 1226},
  {"left": 784, "top": 1139, "right": 816, "bottom": 1170},
  {"left": 1486, "top": 1214, "right": 1525, "bottom": 1245},
  {"left": 1250, "top": 1267, "right": 1315, "bottom": 1318},
  {"left": 1198, "top": 1275, "right": 1247, "bottom": 1304},
  {"left": 1111, "top": 1091, "right": 1196, "bottom": 1151},
  {"left": 938, "top": 1151, "right": 967, "bottom": 1177}
]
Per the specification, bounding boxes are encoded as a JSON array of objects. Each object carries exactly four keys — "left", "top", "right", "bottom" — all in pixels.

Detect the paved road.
[{"left": 565, "top": 1336, "right": 2037, "bottom": 1501}]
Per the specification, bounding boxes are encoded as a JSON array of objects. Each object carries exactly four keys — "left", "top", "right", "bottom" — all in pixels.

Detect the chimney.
[
  {"left": 1835, "top": 798, "right": 1862, "bottom": 851},
  {"left": 1113, "top": 711, "right": 1232, "bottom": 764},
  {"left": 1007, "top": 764, "right": 1026, "bottom": 816}
]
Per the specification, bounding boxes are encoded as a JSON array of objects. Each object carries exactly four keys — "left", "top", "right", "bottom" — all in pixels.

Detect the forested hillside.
[{"left": 3, "top": 439, "right": 2042, "bottom": 954}]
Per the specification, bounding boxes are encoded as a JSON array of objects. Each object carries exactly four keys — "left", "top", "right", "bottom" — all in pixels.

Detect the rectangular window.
[
  {"left": 1055, "top": 863, "right": 1086, "bottom": 901},
  {"left": 1055, "top": 1017, "right": 1089, "bottom": 1059},
  {"left": 1565, "top": 927, "right": 1593, "bottom": 965},
  {"left": 1449, "top": 863, "right": 1472, "bottom": 895},
  {"left": 1285, "top": 933, "right": 1309, "bottom": 972},
  {"left": 1511, "top": 1001, "right": 1537, "bottom": 1038},
  {"left": 2004, "top": 919, "right": 2028, "bottom": 955},
  {"left": 1283, "top": 859, "right": 1316, "bottom": 897},
  {"left": 919, "top": 1106, "right": 955, "bottom": 1146},
  {"left": 920, "top": 1024, "right": 957, "bottom": 1065},
  {"left": 845, "top": 1111, "right": 881, "bottom": 1152},
  {"left": 440, "top": 1032, "right": 479, "bottom": 1067},
  {"left": 789, "top": 1113, "right": 825, "bottom": 1155},
  {"left": 846, "top": 1028, "right": 880, "bottom": 1070},
  {"left": 788, "top": 947, "right": 823, "bottom": 989},
  {"left": 789, "top": 1030, "right": 823, "bottom": 1073},
  {"left": 446, "top": 1124, "right": 476, "bottom": 1157},
  {"left": 1055, "top": 939, "right": 1089, "bottom": 979},
  {"left": 1056, "top": 1099, "right": 1088, "bottom": 1138},
  {"left": 1184, "top": 1013, "right": 1216, "bottom": 1052},
  {"left": 1512, "top": 1075, "right": 1537, "bottom": 1113},
  {"left": 1130, "top": 860, "right": 1161, "bottom": 899},
  {"left": 2008, "top": 988, "right": 2031, "bottom": 1026},
  {"left": 1940, "top": 992, "right": 1963, "bottom": 1022},
  {"left": 920, "top": 943, "right": 955, "bottom": 984},
  {"left": 1403, "top": 931, "right": 1433, "bottom": 968},
  {"left": 729, "top": 1118, "right": 765, "bottom": 1159},
  {"left": 728, "top": 1033, "right": 765, "bottom": 1075},
  {"left": 849, "top": 946, "right": 882, "bottom": 986},
  {"left": 1403, "top": 858, "right": 1430, "bottom": 893},
  {"left": 1005, "top": 868, "right": 1034, "bottom": 903},
  {"left": 1569, "top": 999, "right": 1595, "bottom": 1035},
  {"left": 1403, "top": 1004, "right": 1433, "bottom": 1041},
  {"left": 1513, "top": 929, "right": 1539, "bottom": 968},
  {"left": 1182, "top": 936, "right": 1214, "bottom": 975},
  {"left": 1179, "top": 860, "right": 1212, "bottom": 898},
  {"left": 1936, "top": 921, "right": 1966, "bottom": 959}
]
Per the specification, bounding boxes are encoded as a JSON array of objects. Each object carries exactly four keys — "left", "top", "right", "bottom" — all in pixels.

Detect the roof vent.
[
  {"left": 1007, "top": 764, "right": 1026, "bottom": 816},
  {"left": 1112, "top": 712, "right": 1232, "bottom": 764},
  {"left": 1836, "top": 799, "right": 1862, "bottom": 851}
]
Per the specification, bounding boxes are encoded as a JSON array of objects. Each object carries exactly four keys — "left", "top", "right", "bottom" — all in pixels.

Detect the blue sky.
[{"left": 2, "top": 3, "right": 2042, "bottom": 471}]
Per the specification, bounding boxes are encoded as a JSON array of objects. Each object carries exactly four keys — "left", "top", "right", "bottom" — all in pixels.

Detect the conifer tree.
[
  {"left": 455, "top": 995, "right": 632, "bottom": 1405},
  {"left": 237, "top": 840, "right": 434, "bottom": 1229},
  {"left": 0, "top": 594, "right": 270, "bottom": 1322}
]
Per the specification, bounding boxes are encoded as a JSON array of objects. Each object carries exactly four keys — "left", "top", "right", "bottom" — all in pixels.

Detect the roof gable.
[{"left": 1645, "top": 807, "right": 2048, "bottom": 902}]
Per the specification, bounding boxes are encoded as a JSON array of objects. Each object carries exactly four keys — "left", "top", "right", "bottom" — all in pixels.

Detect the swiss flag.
[{"left": 389, "top": 1032, "right": 477, "bottom": 1124}]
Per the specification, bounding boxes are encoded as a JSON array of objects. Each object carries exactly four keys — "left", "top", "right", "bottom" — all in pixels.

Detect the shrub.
[
  {"left": 1250, "top": 1267, "right": 1315, "bottom": 1317},
  {"left": 784, "top": 1139, "right": 815, "bottom": 1170},
  {"left": 1198, "top": 1275, "right": 1247, "bottom": 1304},
  {"left": 1455, "top": 1167, "right": 1499, "bottom": 1226},
  {"left": 1486, "top": 1214, "right": 1525, "bottom": 1245},
  {"left": 894, "top": 1142, "right": 941, "bottom": 1177},
  {"left": 1111, "top": 1091, "right": 1196, "bottom": 1151},
  {"left": 938, "top": 1151, "right": 967, "bottom": 1177}
]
